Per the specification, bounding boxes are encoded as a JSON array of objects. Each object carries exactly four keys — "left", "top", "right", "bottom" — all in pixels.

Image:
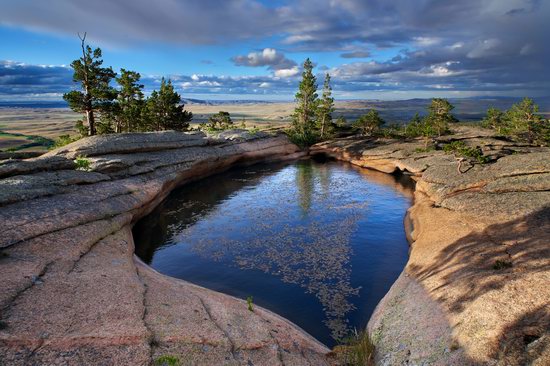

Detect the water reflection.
[{"left": 134, "top": 159, "right": 413, "bottom": 345}]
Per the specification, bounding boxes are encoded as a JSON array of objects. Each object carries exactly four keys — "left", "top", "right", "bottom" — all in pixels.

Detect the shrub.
[
  {"left": 443, "top": 141, "right": 489, "bottom": 164},
  {"left": 248, "top": 127, "right": 260, "bottom": 135},
  {"left": 482, "top": 98, "right": 550, "bottom": 146},
  {"left": 208, "top": 111, "right": 233, "bottom": 130},
  {"left": 353, "top": 109, "right": 385, "bottom": 136},
  {"left": 376, "top": 124, "right": 406, "bottom": 139},
  {"left": 51, "top": 134, "right": 81, "bottom": 149},
  {"left": 335, "top": 116, "right": 347, "bottom": 127},
  {"left": 493, "top": 260, "right": 513, "bottom": 270},
  {"left": 286, "top": 128, "right": 319, "bottom": 148},
  {"left": 481, "top": 107, "right": 506, "bottom": 134},
  {"left": 74, "top": 156, "right": 92, "bottom": 171}
]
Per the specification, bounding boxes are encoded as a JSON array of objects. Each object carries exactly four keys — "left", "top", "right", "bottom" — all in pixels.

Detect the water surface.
[{"left": 134, "top": 159, "right": 413, "bottom": 347}]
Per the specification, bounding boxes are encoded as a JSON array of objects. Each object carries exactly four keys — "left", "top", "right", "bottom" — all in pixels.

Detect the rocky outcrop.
[
  {"left": 311, "top": 126, "right": 550, "bottom": 365},
  {"left": 0, "top": 131, "right": 333, "bottom": 365}
]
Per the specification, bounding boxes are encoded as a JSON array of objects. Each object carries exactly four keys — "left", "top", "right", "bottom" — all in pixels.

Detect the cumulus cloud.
[
  {"left": 274, "top": 67, "right": 300, "bottom": 78},
  {"left": 233, "top": 48, "right": 296, "bottom": 69},
  {"left": 0, "top": 60, "right": 72, "bottom": 98},
  {"left": 0, "top": 60, "right": 301, "bottom": 100},
  {"left": 1, "top": 0, "right": 549, "bottom": 97},
  {"left": 232, "top": 48, "right": 299, "bottom": 78}
]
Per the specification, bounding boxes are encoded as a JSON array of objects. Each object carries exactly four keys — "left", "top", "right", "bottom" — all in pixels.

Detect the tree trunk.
[
  {"left": 86, "top": 108, "right": 96, "bottom": 136},
  {"left": 80, "top": 33, "right": 96, "bottom": 136}
]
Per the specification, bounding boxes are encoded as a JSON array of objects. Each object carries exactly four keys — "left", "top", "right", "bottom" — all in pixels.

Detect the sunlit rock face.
[
  {"left": 311, "top": 126, "right": 550, "bottom": 365},
  {"left": 1, "top": 131, "right": 340, "bottom": 366},
  {"left": 134, "top": 159, "right": 413, "bottom": 346}
]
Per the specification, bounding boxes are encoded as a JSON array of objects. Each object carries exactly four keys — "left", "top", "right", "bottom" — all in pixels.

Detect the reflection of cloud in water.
[{"left": 172, "top": 162, "right": 369, "bottom": 341}]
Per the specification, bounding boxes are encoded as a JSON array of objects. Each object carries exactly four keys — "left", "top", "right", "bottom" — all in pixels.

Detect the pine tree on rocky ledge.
[
  {"left": 316, "top": 73, "right": 335, "bottom": 139},
  {"left": 290, "top": 58, "right": 319, "bottom": 146},
  {"left": 145, "top": 78, "right": 193, "bottom": 132},
  {"left": 115, "top": 69, "right": 145, "bottom": 133},
  {"left": 63, "top": 33, "right": 117, "bottom": 136}
]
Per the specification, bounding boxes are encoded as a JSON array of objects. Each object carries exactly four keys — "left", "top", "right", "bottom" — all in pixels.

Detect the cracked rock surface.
[
  {"left": 0, "top": 131, "right": 332, "bottom": 365},
  {"left": 311, "top": 126, "right": 550, "bottom": 365}
]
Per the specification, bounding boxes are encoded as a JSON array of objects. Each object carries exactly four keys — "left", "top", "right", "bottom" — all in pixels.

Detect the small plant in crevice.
[
  {"left": 334, "top": 329, "right": 375, "bottom": 366},
  {"left": 414, "top": 146, "right": 436, "bottom": 153},
  {"left": 493, "top": 260, "right": 513, "bottom": 270},
  {"left": 248, "top": 127, "right": 260, "bottom": 135},
  {"left": 450, "top": 339, "right": 460, "bottom": 351},
  {"left": 74, "top": 156, "right": 92, "bottom": 171},
  {"left": 246, "top": 296, "right": 254, "bottom": 312},
  {"left": 154, "top": 355, "right": 181, "bottom": 366}
]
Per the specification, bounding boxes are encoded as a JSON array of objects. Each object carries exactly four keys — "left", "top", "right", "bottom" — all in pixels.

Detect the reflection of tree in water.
[
  {"left": 176, "top": 161, "right": 365, "bottom": 341},
  {"left": 296, "top": 161, "right": 315, "bottom": 215}
]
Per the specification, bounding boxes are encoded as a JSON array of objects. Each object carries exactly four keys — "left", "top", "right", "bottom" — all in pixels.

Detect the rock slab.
[
  {"left": 0, "top": 131, "right": 332, "bottom": 365},
  {"left": 311, "top": 126, "right": 550, "bottom": 365}
]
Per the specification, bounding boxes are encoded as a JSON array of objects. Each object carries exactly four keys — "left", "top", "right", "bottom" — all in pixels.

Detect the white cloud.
[
  {"left": 274, "top": 67, "right": 300, "bottom": 78},
  {"left": 232, "top": 48, "right": 297, "bottom": 71}
]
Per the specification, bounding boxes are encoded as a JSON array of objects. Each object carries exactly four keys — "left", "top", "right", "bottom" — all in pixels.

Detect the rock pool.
[{"left": 134, "top": 159, "right": 414, "bottom": 347}]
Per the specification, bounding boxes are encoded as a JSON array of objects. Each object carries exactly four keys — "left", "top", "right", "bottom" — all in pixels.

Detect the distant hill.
[
  {"left": 182, "top": 98, "right": 275, "bottom": 106},
  {"left": 334, "top": 96, "right": 550, "bottom": 123},
  {"left": 1, "top": 96, "right": 548, "bottom": 123},
  {"left": 0, "top": 101, "right": 69, "bottom": 109}
]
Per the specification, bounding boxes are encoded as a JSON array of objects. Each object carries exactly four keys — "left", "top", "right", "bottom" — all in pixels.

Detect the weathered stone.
[
  {"left": 207, "top": 128, "right": 271, "bottom": 141},
  {"left": 0, "top": 155, "right": 75, "bottom": 179},
  {"left": 311, "top": 126, "right": 550, "bottom": 365},
  {"left": 0, "top": 131, "right": 329, "bottom": 365},
  {"left": 0, "top": 170, "right": 111, "bottom": 206},
  {"left": 44, "top": 130, "right": 208, "bottom": 159}
]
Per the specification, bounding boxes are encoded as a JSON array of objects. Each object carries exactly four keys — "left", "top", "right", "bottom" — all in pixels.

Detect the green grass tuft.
[
  {"left": 154, "top": 355, "right": 181, "bottom": 366},
  {"left": 247, "top": 296, "right": 254, "bottom": 312},
  {"left": 336, "top": 329, "right": 375, "bottom": 366},
  {"left": 74, "top": 156, "right": 92, "bottom": 171}
]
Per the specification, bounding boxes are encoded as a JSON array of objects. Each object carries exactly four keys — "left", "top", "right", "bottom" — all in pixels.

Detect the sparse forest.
[
  {"left": 481, "top": 97, "right": 549, "bottom": 145},
  {"left": 288, "top": 59, "right": 336, "bottom": 147},
  {"left": 63, "top": 34, "right": 192, "bottom": 138}
]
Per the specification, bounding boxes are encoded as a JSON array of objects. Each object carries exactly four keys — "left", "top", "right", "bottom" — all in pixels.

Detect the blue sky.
[{"left": 1, "top": 0, "right": 549, "bottom": 101}]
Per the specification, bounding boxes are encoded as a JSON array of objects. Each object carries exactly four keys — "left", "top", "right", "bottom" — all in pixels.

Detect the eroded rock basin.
[{"left": 134, "top": 158, "right": 415, "bottom": 347}]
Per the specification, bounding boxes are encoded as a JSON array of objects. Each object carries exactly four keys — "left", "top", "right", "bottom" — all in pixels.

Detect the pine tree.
[
  {"left": 481, "top": 107, "right": 505, "bottom": 134},
  {"left": 335, "top": 116, "right": 347, "bottom": 128},
  {"left": 63, "top": 33, "right": 117, "bottom": 136},
  {"left": 115, "top": 69, "right": 145, "bottom": 132},
  {"left": 208, "top": 111, "right": 233, "bottom": 130},
  {"left": 425, "top": 98, "right": 457, "bottom": 136},
  {"left": 290, "top": 58, "right": 319, "bottom": 146},
  {"left": 353, "top": 109, "right": 385, "bottom": 135},
  {"left": 504, "top": 97, "right": 544, "bottom": 143},
  {"left": 316, "top": 73, "right": 335, "bottom": 139},
  {"left": 146, "top": 78, "right": 193, "bottom": 131}
]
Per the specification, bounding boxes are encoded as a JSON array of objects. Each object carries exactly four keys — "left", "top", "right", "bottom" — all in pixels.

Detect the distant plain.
[{"left": 1, "top": 97, "right": 548, "bottom": 152}]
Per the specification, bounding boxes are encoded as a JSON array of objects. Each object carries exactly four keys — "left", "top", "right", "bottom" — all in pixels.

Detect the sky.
[{"left": 0, "top": 0, "right": 549, "bottom": 101}]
